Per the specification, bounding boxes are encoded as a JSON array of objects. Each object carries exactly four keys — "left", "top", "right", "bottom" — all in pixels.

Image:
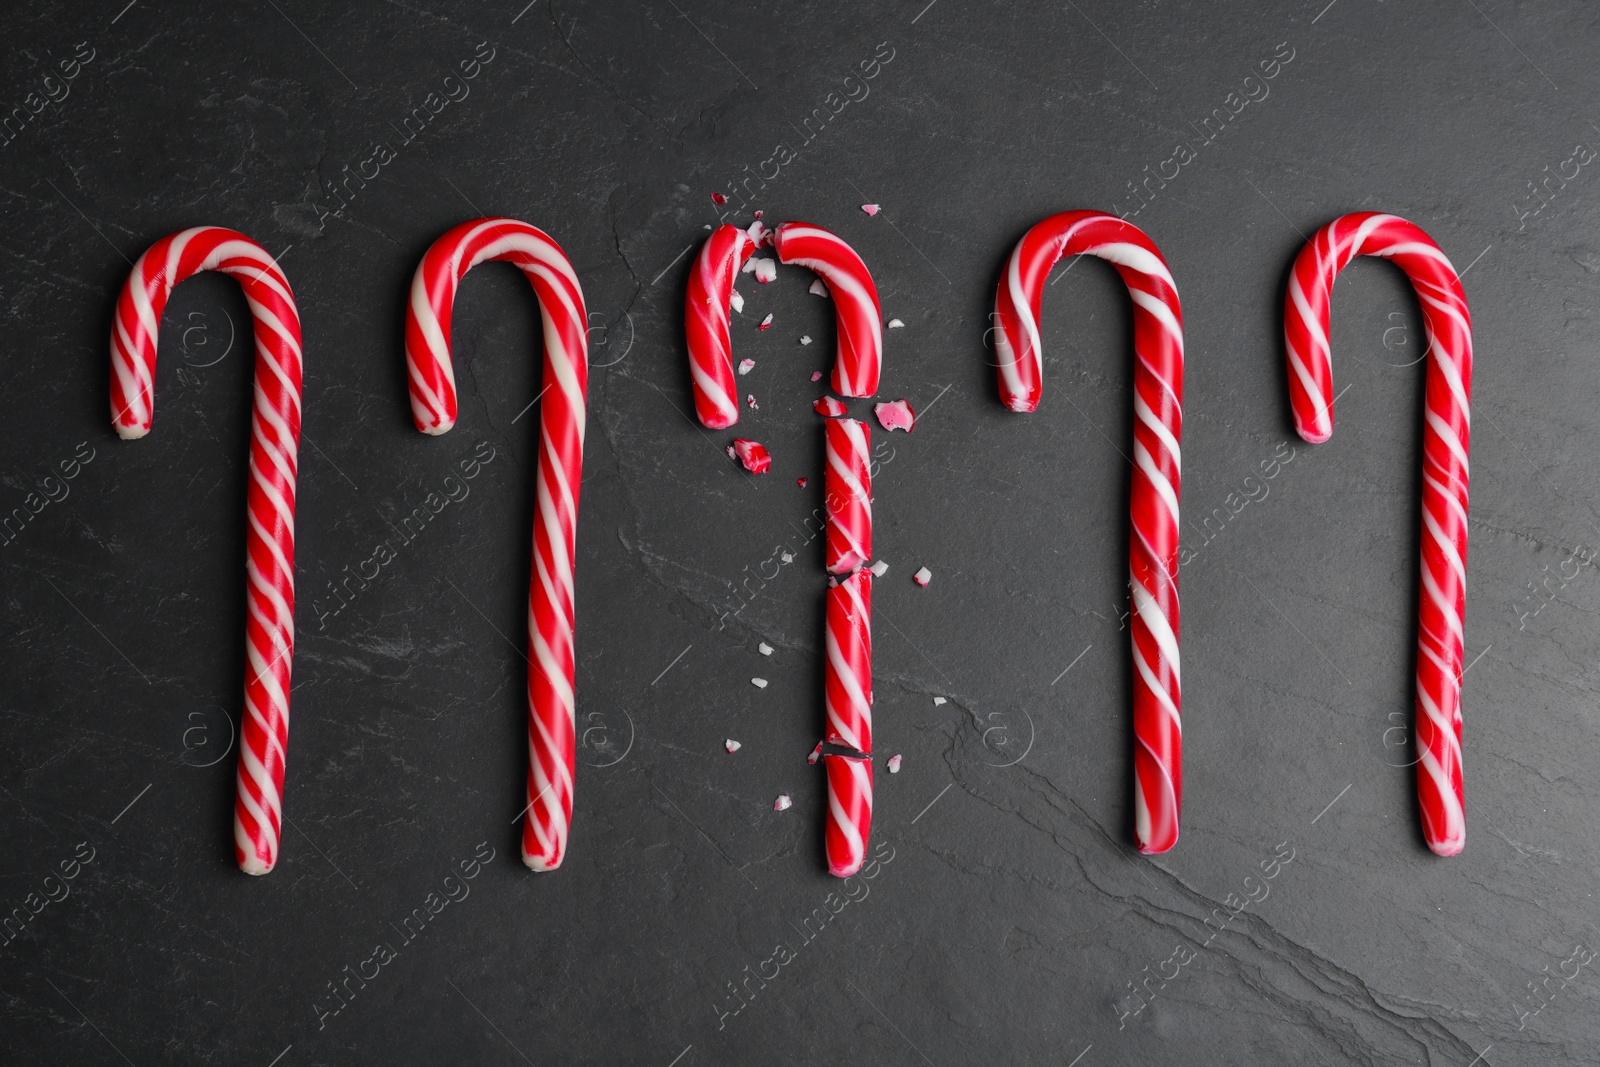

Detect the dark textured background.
[{"left": 2, "top": 1, "right": 1598, "bottom": 1064}]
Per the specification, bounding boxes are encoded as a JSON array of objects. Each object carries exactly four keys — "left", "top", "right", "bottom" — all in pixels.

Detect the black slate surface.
[{"left": 2, "top": 1, "right": 1598, "bottom": 1064}]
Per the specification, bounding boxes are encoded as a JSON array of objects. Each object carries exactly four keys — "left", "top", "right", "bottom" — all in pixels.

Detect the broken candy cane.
[
  {"left": 1285, "top": 212, "right": 1472, "bottom": 856},
  {"left": 112, "top": 227, "right": 303, "bottom": 876},
  {"left": 823, "top": 753, "right": 873, "bottom": 876},
  {"left": 993, "top": 211, "right": 1184, "bottom": 855},
  {"left": 685, "top": 224, "right": 757, "bottom": 429},
  {"left": 824, "top": 571, "right": 873, "bottom": 876},
  {"left": 825, "top": 418, "right": 872, "bottom": 575},
  {"left": 772, "top": 221, "right": 883, "bottom": 398},
  {"left": 405, "top": 218, "right": 589, "bottom": 872}
]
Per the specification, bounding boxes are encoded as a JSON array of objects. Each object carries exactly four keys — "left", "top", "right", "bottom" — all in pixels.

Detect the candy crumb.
[
  {"left": 793, "top": 479, "right": 806, "bottom": 491},
  {"left": 810, "top": 371, "right": 823, "bottom": 381},
  {"left": 887, "top": 318, "right": 905, "bottom": 329},
  {"left": 747, "top": 219, "right": 771, "bottom": 246},
  {"left": 774, "top": 794, "right": 792, "bottom": 811},
  {"left": 752, "top": 677, "right": 769, "bottom": 689},
  {"left": 758, "top": 313, "right": 774, "bottom": 331},
  {"left": 807, "top": 742, "right": 823, "bottom": 765},
  {"left": 758, "top": 642, "right": 774, "bottom": 656},
  {"left": 753, "top": 258, "right": 777, "bottom": 284},
  {"left": 874, "top": 398, "right": 917, "bottom": 433},
  {"left": 781, "top": 550, "right": 794, "bottom": 562},
  {"left": 725, "top": 739, "right": 742, "bottom": 754},
  {"left": 753, "top": 210, "right": 764, "bottom": 218},
  {"left": 870, "top": 560, "right": 889, "bottom": 577},
  {"left": 887, "top": 754, "right": 902, "bottom": 773},
  {"left": 933, "top": 696, "right": 947, "bottom": 706},
  {"left": 800, "top": 335, "right": 813, "bottom": 346},
  {"left": 738, "top": 358, "right": 755, "bottom": 375},
  {"left": 913, "top": 567, "right": 932, "bottom": 587},
  {"left": 729, "top": 438, "right": 771, "bottom": 474},
  {"left": 747, "top": 394, "right": 759, "bottom": 410},
  {"left": 730, "top": 289, "right": 744, "bottom": 314},
  {"left": 862, "top": 203, "right": 881, "bottom": 216},
  {"left": 809, "top": 279, "right": 829, "bottom": 297},
  {"left": 711, "top": 192, "right": 728, "bottom": 205}
]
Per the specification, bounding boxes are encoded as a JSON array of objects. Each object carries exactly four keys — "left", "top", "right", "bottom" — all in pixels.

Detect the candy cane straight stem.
[
  {"left": 1285, "top": 212, "right": 1472, "bottom": 856},
  {"left": 405, "top": 217, "right": 589, "bottom": 871},
  {"left": 111, "top": 227, "right": 303, "bottom": 875},
  {"left": 993, "top": 211, "right": 1184, "bottom": 854},
  {"left": 684, "top": 224, "right": 756, "bottom": 429}
]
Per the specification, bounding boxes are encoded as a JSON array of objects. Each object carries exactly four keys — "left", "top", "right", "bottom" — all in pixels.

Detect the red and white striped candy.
[
  {"left": 824, "top": 418, "right": 872, "bottom": 575},
  {"left": 111, "top": 226, "right": 302, "bottom": 876},
  {"left": 993, "top": 211, "right": 1184, "bottom": 855},
  {"left": 1285, "top": 212, "right": 1472, "bottom": 856},
  {"left": 825, "top": 569, "right": 873, "bottom": 755},
  {"left": 823, "top": 753, "right": 873, "bottom": 878},
  {"left": 684, "top": 224, "right": 756, "bottom": 429},
  {"left": 773, "top": 222, "right": 882, "bottom": 398},
  {"left": 405, "top": 218, "right": 589, "bottom": 872}
]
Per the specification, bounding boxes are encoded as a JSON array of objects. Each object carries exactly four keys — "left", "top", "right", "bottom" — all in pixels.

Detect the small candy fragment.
[
  {"left": 729, "top": 438, "right": 771, "bottom": 474},
  {"left": 869, "top": 560, "right": 889, "bottom": 577},
  {"left": 726, "top": 739, "right": 742, "bottom": 754},
  {"left": 933, "top": 696, "right": 947, "bottom": 706},
  {"left": 810, "top": 371, "right": 823, "bottom": 381},
  {"left": 862, "top": 203, "right": 881, "bottom": 217},
  {"left": 800, "top": 335, "right": 813, "bottom": 346},
  {"left": 747, "top": 219, "right": 771, "bottom": 246},
  {"left": 887, "top": 754, "right": 902, "bottom": 773},
  {"left": 758, "top": 642, "right": 774, "bottom": 656},
  {"left": 747, "top": 394, "right": 759, "bottom": 410},
  {"left": 774, "top": 794, "right": 793, "bottom": 811},
  {"left": 753, "top": 210, "right": 764, "bottom": 219},
  {"left": 793, "top": 479, "right": 806, "bottom": 490},
  {"left": 711, "top": 191, "right": 728, "bottom": 205},
  {"left": 809, "top": 278, "right": 829, "bottom": 297},
  {"left": 752, "top": 677, "right": 769, "bottom": 689},
  {"left": 874, "top": 398, "right": 917, "bottom": 433},
  {"left": 753, "top": 258, "right": 777, "bottom": 284},
  {"left": 758, "top": 313, "right": 774, "bottom": 331},
  {"left": 813, "top": 396, "right": 848, "bottom": 417},
  {"left": 738, "top": 358, "right": 755, "bottom": 376},
  {"left": 887, "top": 318, "right": 905, "bottom": 329},
  {"left": 913, "top": 567, "right": 932, "bottom": 587},
  {"left": 780, "top": 550, "right": 794, "bottom": 562},
  {"left": 807, "top": 742, "right": 823, "bottom": 765},
  {"left": 730, "top": 289, "right": 744, "bottom": 314},
  {"left": 741, "top": 257, "right": 759, "bottom": 274}
]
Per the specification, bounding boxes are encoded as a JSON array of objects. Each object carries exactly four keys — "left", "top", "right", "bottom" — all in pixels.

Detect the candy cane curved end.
[
  {"left": 406, "top": 217, "right": 589, "bottom": 873},
  {"left": 1285, "top": 212, "right": 1472, "bottom": 857},
  {"left": 772, "top": 221, "right": 883, "bottom": 398},
  {"left": 992, "top": 211, "right": 1184, "bottom": 855},
  {"left": 111, "top": 226, "right": 303, "bottom": 875}
]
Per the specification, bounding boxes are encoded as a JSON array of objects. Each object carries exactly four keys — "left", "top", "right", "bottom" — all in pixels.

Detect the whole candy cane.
[
  {"left": 684, "top": 224, "right": 757, "bottom": 429},
  {"left": 405, "top": 217, "right": 589, "bottom": 872},
  {"left": 111, "top": 226, "right": 302, "bottom": 875},
  {"left": 1285, "top": 212, "right": 1472, "bottom": 856},
  {"left": 772, "top": 221, "right": 882, "bottom": 398},
  {"left": 993, "top": 211, "right": 1184, "bottom": 855}
]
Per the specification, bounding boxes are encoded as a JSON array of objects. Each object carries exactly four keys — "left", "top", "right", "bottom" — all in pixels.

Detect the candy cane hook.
[
  {"left": 111, "top": 226, "right": 303, "bottom": 875},
  {"left": 993, "top": 211, "right": 1184, "bottom": 855},
  {"left": 405, "top": 217, "right": 589, "bottom": 871},
  {"left": 1284, "top": 212, "right": 1472, "bottom": 856},
  {"left": 683, "top": 220, "right": 882, "bottom": 877}
]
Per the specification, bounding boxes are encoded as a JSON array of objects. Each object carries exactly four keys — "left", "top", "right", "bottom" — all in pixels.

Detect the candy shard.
[
  {"left": 809, "top": 278, "right": 829, "bottom": 297},
  {"left": 810, "top": 370, "right": 823, "bottom": 380},
  {"left": 758, "top": 641, "right": 774, "bottom": 656},
  {"left": 758, "top": 313, "right": 774, "bottom": 331},
  {"left": 869, "top": 560, "right": 888, "bottom": 577},
  {"left": 887, "top": 318, "right": 905, "bottom": 329},
  {"left": 874, "top": 398, "right": 916, "bottom": 433},
  {"left": 807, "top": 742, "right": 823, "bottom": 765},
  {"left": 725, "top": 739, "right": 742, "bottom": 754},
  {"left": 730, "top": 438, "right": 771, "bottom": 474},
  {"left": 792, "top": 480, "right": 806, "bottom": 491},
  {"left": 711, "top": 191, "right": 728, "bottom": 205},
  {"left": 747, "top": 394, "right": 759, "bottom": 410},
  {"left": 738, "top": 358, "right": 755, "bottom": 375},
  {"left": 747, "top": 220, "right": 771, "bottom": 247},
  {"left": 913, "top": 567, "right": 932, "bottom": 587},
  {"left": 933, "top": 696, "right": 947, "bottom": 706},
  {"left": 730, "top": 289, "right": 744, "bottom": 314},
  {"left": 753, "top": 258, "right": 777, "bottom": 284},
  {"left": 861, "top": 203, "right": 881, "bottom": 216},
  {"left": 800, "top": 335, "right": 813, "bottom": 346},
  {"left": 752, "top": 677, "right": 769, "bottom": 689},
  {"left": 774, "top": 794, "right": 792, "bottom": 811},
  {"left": 887, "top": 754, "right": 902, "bottom": 773},
  {"left": 814, "top": 396, "right": 848, "bottom": 417}
]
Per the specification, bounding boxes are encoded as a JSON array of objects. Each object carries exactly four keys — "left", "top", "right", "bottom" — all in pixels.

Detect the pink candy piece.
[
  {"left": 808, "top": 742, "right": 823, "bottom": 765},
  {"left": 814, "top": 396, "right": 848, "bottom": 417},
  {"left": 725, "top": 739, "right": 742, "bottom": 754},
  {"left": 774, "top": 794, "right": 793, "bottom": 812},
  {"left": 747, "top": 394, "right": 759, "bottom": 410},
  {"left": 810, "top": 370, "right": 823, "bottom": 381},
  {"left": 796, "top": 476, "right": 809, "bottom": 488},
  {"left": 738, "top": 358, "right": 755, "bottom": 375},
  {"left": 913, "top": 567, "right": 931, "bottom": 587},
  {"left": 711, "top": 192, "right": 728, "bottom": 205},
  {"left": 874, "top": 398, "right": 916, "bottom": 433},
  {"left": 729, "top": 438, "right": 771, "bottom": 474},
  {"left": 753, "top": 258, "right": 777, "bottom": 284},
  {"left": 685, "top": 224, "right": 757, "bottom": 429},
  {"left": 861, "top": 203, "right": 881, "bottom": 216},
  {"left": 758, "top": 313, "right": 774, "bottom": 331},
  {"left": 887, "top": 754, "right": 902, "bottom": 773}
]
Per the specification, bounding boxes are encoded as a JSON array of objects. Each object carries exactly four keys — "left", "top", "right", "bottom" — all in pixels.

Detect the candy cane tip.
[
  {"left": 522, "top": 848, "right": 561, "bottom": 872},
  {"left": 702, "top": 413, "right": 739, "bottom": 431},
  {"left": 114, "top": 423, "right": 149, "bottom": 441},
  {"left": 1428, "top": 836, "right": 1464, "bottom": 858},
  {"left": 1004, "top": 397, "right": 1038, "bottom": 414},
  {"left": 419, "top": 421, "right": 455, "bottom": 437},
  {"left": 239, "top": 855, "right": 274, "bottom": 876},
  {"left": 829, "top": 857, "right": 865, "bottom": 878},
  {"left": 1295, "top": 421, "right": 1331, "bottom": 445}
]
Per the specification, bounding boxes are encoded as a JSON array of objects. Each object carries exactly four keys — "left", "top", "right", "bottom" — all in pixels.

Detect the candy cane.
[
  {"left": 682, "top": 221, "right": 882, "bottom": 876},
  {"left": 1284, "top": 212, "right": 1472, "bottom": 856},
  {"left": 993, "top": 211, "right": 1184, "bottom": 855},
  {"left": 685, "top": 224, "right": 756, "bottom": 429},
  {"left": 111, "top": 226, "right": 302, "bottom": 876},
  {"left": 405, "top": 217, "right": 589, "bottom": 872}
]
